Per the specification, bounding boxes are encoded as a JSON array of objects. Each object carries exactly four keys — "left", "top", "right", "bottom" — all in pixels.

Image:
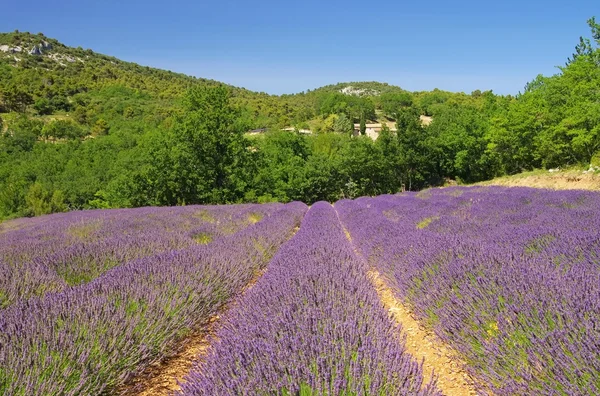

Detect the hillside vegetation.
[{"left": 0, "top": 18, "right": 599, "bottom": 219}]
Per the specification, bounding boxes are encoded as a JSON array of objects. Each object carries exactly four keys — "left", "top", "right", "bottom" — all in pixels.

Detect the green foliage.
[
  {"left": 333, "top": 113, "right": 353, "bottom": 134},
  {"left": 359, "top": 113, "right": 366, "bottom": 135},
  {"left": 33, "top": 97, "right": 53, "bottom": 115},
  {"left": 1, "top": 115, "right": 43, "bottom": 152},
  {"left": 24, "top": 183, "right": 67, "bottom": 217},
  {"left": 91, "top": 119, "right": 109, "bottom": 136},
  {"left": 42, "top": 119, "right": 87, "bottom": 140},
  {"left": 106, "top": 85, "right": 250, "bottom": 206},
  {"left": 379, "top": 91, "right": 413, "bottom": 118},
  {"left": 0, "top": 84, "right": 33, "bottom": 112},
  {"left": 0, "top": 21, "right": 599, "bottom": 219},
  {"left": 317, "top": 92, "right": 376, "bottom": 122},
  {"left": 591, "top": 151, "right": 600, "bottom": 167}
]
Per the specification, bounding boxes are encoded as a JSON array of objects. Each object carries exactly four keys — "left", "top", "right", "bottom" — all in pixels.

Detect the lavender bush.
[
  {"left": 180, "top": 202, "right": 440, "bottom": 395},
  {"left": 0, "top": 202, "right": 306, "bottom": 395},
  {"left": 0, "top": 203, "right": 282, "bottom": 307},
  {"left": 336, "top": 186, "right": 600, "bottom": 395}
]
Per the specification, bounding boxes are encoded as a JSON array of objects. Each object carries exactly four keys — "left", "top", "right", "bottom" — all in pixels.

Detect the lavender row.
[
  {"left": 0, "top": 202, "right": 306, "bottom": 396},
  {"left": 180, "top": 202, "right": 440, "bottom": 395},
  {"left": 0, "top": 203, "right": 282, "bottom": 307},
  {"left": 336, "top": 187, "right": 600, "bottom": 395}
]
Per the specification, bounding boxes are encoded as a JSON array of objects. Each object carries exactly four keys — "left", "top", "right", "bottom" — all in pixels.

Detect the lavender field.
[{"left": 1, "top": 186, "right": 599, "bottom": 395}]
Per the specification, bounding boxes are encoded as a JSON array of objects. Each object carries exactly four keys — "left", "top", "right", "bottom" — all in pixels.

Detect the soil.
[{"left": 479, "top": 170, "right": 600, "bottom": 191}]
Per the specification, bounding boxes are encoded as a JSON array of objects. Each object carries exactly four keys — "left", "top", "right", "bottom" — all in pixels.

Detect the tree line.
[{"left": 0, "top": 18, "right": 599, "bottom": 219}]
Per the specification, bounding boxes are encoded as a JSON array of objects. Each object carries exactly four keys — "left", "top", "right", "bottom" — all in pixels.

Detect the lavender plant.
[
  {"left": 0, "top": 203, "right": 283, "bottom": 307},
  {"left": 0, "top": 202, "right": 306, "bottom": 395},
  {"left": 336, "top": 186, "right": 600, "bottom": 395},
  {"left": 180, "top": 202, "right": 440, "bottom": 395}
]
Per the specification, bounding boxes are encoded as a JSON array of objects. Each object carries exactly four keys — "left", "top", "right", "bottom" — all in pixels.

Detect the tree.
[
  {"left": 333, "top": 113, "right": 353, "bottom": 134},
  {"left": 91, "top": 119, "right": 110, "bottom": 136},
  {"left": 567, "top": 17, "right": 599, "bottom": 64},
  {"left": 24, "top": 183, "right": 67, "bottom": 217},
  {"left": 0, "top": 181, "right": 26, "bottom": 218},
  {"left": 42, "top": 120, "right": 86, "bottom": 140},
  {"left": 380, "top": 92, "right": 413, "bottom": 118},
  {"left": 0, "top": 85, "right": 33, "bottom": 112},
  {"left": 359, "top": 112, "right": 366, "bottom": 135},
  {"left": 322, "top": 114, "right": 339, "bottom": 132},
  {"left": 178, "top": 84, "right": 249, "bottom": 202},
  {"left": 34, "top": 97, "right": 54, "bottom": 115},
  {"left": 2, "top": 116, "right": 43, "bottom": 152},
  {"left": 114, "top": 85, "right": 250, "bottom": 206},
  {"left": 396, "top": 107, "right": 431, "bottom": 190}
]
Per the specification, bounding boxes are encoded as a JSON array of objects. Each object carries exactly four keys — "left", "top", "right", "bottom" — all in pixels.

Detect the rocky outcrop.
[
  {"left": 340, "top": 85, "right": 380, "bottom": 97},
  {"left": 41, "top": 41, "right": 53, "bottom": 51},
  {"left": 29, "top": 45, "right": 42, "bottom": 55},
  {"left": 0, "top": 45, "right": 22, "bottom": 53}
]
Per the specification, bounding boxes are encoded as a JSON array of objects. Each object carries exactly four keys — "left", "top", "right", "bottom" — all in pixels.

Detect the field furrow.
[
  {"left": 179, "top": 202, "right": 440, "bottom": 395},
  {"left": 336, "top": 187, "right": 600, "bottom": 395}
]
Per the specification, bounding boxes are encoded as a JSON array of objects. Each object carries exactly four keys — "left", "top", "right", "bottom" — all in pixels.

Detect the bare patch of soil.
[{"left": 479, "top": 171, "right": 600, "bottom": 191}]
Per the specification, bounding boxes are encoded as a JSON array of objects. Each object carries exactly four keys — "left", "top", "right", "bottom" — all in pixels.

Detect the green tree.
[
  {"left": 42, "top": 120, "right": 86, "bottom": 140},
  {"left": 0, "top": 85, "right": 33, "bottom": 112},
  {"left": 91, "top": 119, "right": 110, "bottom": 136},
  {"left": 111, "top": 85, "right": 250, "bottom": 206},
  {"left": 0, "top": 181, "right": 26, "bottom": 218},
  {"left": 333, "top": 113, "right": 353, "bottom": 134},
  {"left": 359, "top": 112, "right": 366, "bottom": 135},
  {"left": 322, "top": 114, "right": 338, "bottom": 132},
  {"left": 2, "top": 116, "right": 43, "bottom": 152},
  {"left": 24, "top": 183, "right": 67, "bottom": 217},
  {"left": 380, "top": 92, "right": 413, "bottom": 118},
  {"left": 396, "top": 107, "right": 432, "bottom": 190},
  {"left": 33, "top": 97, "right": 54, "bottom": 115}
]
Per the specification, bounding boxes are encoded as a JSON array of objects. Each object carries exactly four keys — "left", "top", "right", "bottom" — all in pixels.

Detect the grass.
[
  {"left": 475, "top": 166, "right": 600, "bottom": 191},
  {"left": 524, "top": 235, "right": 556, "bottom": 255},
  {"left": 193, "top": 232, "right": 212, "bottom": 245},
  {"left": 416, "top": 216, "right": 438, "bottom": 229},
  {"left": 67, "top": 220, "right": 103, "bottom": 240},
  {"left": 193, "top": 210, "right": 215, "bottom": 223},
  {"left": 247, "top": 212, "right": 264, "bottom": 224},
  {"left": 58, "top": 258, "right": 120, "bottom": 286}
]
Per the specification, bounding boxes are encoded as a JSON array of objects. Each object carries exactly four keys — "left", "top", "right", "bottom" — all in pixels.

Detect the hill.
[
  {"left": 0, "top": 31, "right": 469, "bottom": 131},
  {"left": 0, "top": 19, "right": 599, "bottom": 220}
]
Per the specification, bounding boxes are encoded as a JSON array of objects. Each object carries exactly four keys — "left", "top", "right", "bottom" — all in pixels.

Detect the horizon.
[{"left": 1, "top": 0, "right": 598, "bottom": 95}]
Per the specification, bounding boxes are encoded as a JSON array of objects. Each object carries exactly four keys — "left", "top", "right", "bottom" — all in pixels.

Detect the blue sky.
[{"left": 2, "top": 0, "right": 598, "bottom": 95}]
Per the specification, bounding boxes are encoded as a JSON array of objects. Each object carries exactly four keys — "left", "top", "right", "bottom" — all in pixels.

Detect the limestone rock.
[{"left": 29, "top": 45, "right": 42, "bottom": 55}]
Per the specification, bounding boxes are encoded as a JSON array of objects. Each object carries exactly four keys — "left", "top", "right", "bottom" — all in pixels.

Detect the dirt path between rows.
[
  {"left": 118, "top": 269, "right": 267, "bottom": 396},
  {"left": 334, "top": 206, "right": 481, "bottom": 395},
  {"left": 368, "top": 270, "right": 480, "bottom": 396}
]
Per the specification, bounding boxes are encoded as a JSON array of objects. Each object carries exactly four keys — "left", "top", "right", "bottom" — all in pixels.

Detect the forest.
[{"left": 0, "top": 17, "right": 599, "bottom": 219}]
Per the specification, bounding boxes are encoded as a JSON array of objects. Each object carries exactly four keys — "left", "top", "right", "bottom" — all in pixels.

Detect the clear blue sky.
[{"left": 2, "top": 0, "right": 598, "bottom": 95}]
